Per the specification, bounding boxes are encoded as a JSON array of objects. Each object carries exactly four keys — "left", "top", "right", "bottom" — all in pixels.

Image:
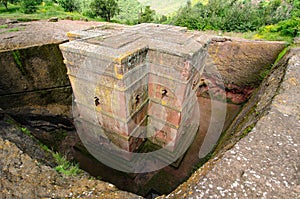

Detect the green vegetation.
[
  {"left": 20, "top": 0, "right": 39, "bottom": 13},
  {"left": 257, "top": 18, "right": 300, "bottom": 43},
  {"left": 113, "top": 0, "right": 142, "bottom": 24},
  {"left": 57, "top": 0, "right": 80, "bottom": 12},
  {"left": 21, "top": 126, "right": 33, "bottom": 137},
  {"left": 0, "top": 1, "right": 96, "bottom": 21},
  {"left": 258, "top": 46, "right": 289, "bottom": 80},
  {"left": 274, "top": 47, "right": 289, "bottom": 65},
  {"left": 90, "top": 0, "right": 120, "bottom": 21},
  {"left": 53, "top": 152, "right": 82, "bottom": 176},
  {"left": 1, "top": 0, "right": 8, "bottom": 9},
  {"left": 139, "top": 5, "right": 155, "bottom": 23},
  {"left": 169, "top": 0, "right": 299, "bottom": 43},
  {"left": 259, "top": 68, "right": 271, "bottom": 81},
  {"left": 0, "top": 24, "right": 8, "bottom": 28},
  {"left": 12, "top": 50, "right": 26, "bottom": 75},
  {"left": 0, "top": 25, "right": 24, "bottom": 34},
  {"left": 171, "top": 0, "right": 293, "bottom": 32},
  {"left": 19, "top": 125, "right": 81, "bottom": 176},
  {"left": 8, "top": 26, "right": 21, "bottom": 31},
  {"left": 241, "top": 124, "right": 255, "bottom": 138},
  {"left": 171, "top": 0, "right": 260, "bottom": 31}
]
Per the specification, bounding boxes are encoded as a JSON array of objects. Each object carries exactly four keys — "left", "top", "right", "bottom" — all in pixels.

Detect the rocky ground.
[{"left": 0, "top": 19, "right": 112, "bottom": 50}]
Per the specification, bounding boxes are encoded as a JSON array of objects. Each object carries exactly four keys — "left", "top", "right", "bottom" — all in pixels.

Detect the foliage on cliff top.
[
  {"left": 168, "top": 0, "right": 299, "bottom": 43},
  {"left": 171, "top": 0, "right": 298, "bottom": 31},
  {"left": 0, "top": 1, "right": 98, "bottom": 21},
  {"left": 257, "top": 18, "right": 299, "bottom": 43}
]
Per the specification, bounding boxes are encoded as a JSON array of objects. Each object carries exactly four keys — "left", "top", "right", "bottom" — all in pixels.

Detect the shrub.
[
  {"left": 57, "top": 0, "right": 79, "bottom": 12},
  {"left": 20, "top": 0, "right": 38, "bottom": 14},
  {"left": 170, "top": 0, "right": 300, "bottom": 33},
  {"left": 139, "top": 6, "right": 155, "bottom": 23},
  {"left": 1, "top": 0, "right": 8, "bottom": 9},
  {"left": 171, "top": 0, "right": 264, "bottom": 32},
  {"left": 259, "top": 18, "right": 300, "bottom": 37},
  {"left": 90, "top": 0, "right": 120, "bottom": 21}
]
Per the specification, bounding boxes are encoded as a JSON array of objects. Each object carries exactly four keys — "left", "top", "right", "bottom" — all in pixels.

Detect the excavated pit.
[
  {"left": 4, "top": 96, "right": 241, "bottom": 198},
  {"left": 0, "top": 23, "right": 288, "bottom": 198}
]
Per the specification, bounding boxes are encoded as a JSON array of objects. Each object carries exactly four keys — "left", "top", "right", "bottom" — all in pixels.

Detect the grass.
[
  {"left": 8, "top": 27, "right": 23, "bottom": 32},
  {"left": 258, "top": 46, "right": 289, "bottom": 81},
  {"left": 21, "top": 127, "right": 34, "bottom": 138},
  {"left": 0, "top": 26, "right": 25, "bottom": 35},
  {"left": 254, "top": 32, "right": 294, "bottom": 44},
  {"left": 20, "top": 126, "right": 81, "bottom": 176},
  {"left": 259, "top": 68, "right": 271, "bottom": 81},
  {"left": 12, "top": 50, "right": 26, "bottom": 75},
  {"left": 0, "top": 24, "right": 8, "bottom": 28},
  {"left": 53, "top": 152, "right": 82, "bottom": 176},
  {"left": 215, "top": 30, "right": 293, "bottom": 44},
  {"left": 274, "top": 46, "right": 289, "bottom": 65},
  {"left": 241, "top": 124, "right": 255, "bottom": 138}
]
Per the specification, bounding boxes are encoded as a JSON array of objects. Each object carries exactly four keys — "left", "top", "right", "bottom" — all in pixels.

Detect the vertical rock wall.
[{"left": 0, "top": 44, "right": 72, "bottom": 109}]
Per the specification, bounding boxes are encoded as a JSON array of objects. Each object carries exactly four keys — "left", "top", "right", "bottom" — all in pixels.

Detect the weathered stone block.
[
  {"left": 68, "top": 69, "right": 148, "bottom": 120},
  {"left": 60, "top": 24, "right": 204, "bottom": 153},
  {"left": 148, "top": 71, "right": 200, "bottom": 109},
  {"left": 147, "top": 115, "right": 196, "bottom": 152},
  {"left": 75, "top": 98, "right": 148, "bottom": 137},
  {"left": 148, "top": 94, "right": 197, "bottom": 127}
]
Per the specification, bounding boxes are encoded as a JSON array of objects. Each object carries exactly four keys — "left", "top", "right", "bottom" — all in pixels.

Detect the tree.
[
  {"left": 57, "top": 0, "right": 79, "bottom": 12},
  {"left": 159, "top": 15, "right": 168, "bottom": 23},
  {"left": 139, "top": 6, "right": 155, "bottom": 23},
  {"left": 1, "top": 0, "right": 8, "bottom": 10},
  {"left": 90, "top": 0, "right": 120, "bottom": 22},
  {"left": 113, "top": 0, "right": 143, "bottom": 24},
  {"left": 20, "top": 0, "right": 38, "bottom": 13}
]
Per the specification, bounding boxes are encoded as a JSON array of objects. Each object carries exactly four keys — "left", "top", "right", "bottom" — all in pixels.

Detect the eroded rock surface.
[{"left": 0, "top": 19, "right": 111, "bottom": 50}]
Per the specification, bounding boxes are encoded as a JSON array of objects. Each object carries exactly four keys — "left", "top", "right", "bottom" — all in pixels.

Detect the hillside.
[
  {"left": 114, "top": 0, "right": 201, "bottom": 23},
  {"left": 137, "top": 0, "right": 202, "bottom": 15}
]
